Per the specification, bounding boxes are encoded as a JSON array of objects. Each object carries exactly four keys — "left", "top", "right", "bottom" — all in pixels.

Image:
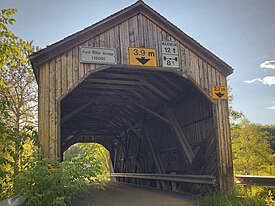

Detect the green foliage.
[
  {"left": 228, "top": 86, "right": 244, "bottom": 123},
  {"left": 236, "top": 186, "right": 275, "bottom": 206},
  {"left": 14, "top": 158, "right": 91, "bottom": 206},
  {"left": 200, "top": 190, "right": 267, "bottom": 206},
  {"left": 232, "top": 118, "right": 274, "bottom": 175},
  {"left": 0, "top": 9, "right": 31, "bottom": 72},
  {"left": 9, "top": 143, "right": 110, "bottom": 205},
  {"left": 0, "top": 126, "right": 39, "bottom": 199},
  {"left": 64, "top": 143, "right": 111, "bottom": 182},
  {"left": 261, "top": 125, "right": 275, "bottom": 153},
  {"left": 0, "top": 8, "right": 39, "bottom": 200},
  {"left": 228, "top": 87, "right": 275, "bottom": 205},
  {"left": 0, "top": 41, "right": 37, "bottom": 129}
]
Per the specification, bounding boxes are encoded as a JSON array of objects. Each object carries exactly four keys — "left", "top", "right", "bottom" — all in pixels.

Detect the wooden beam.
[
  {"left": 93, "top": 72, "right": 144, "bottom": 80},
  {"left": 113, "top": 141, "right": 119, "bottom": 172},
  {"left": 140, "top": 79, "right": 170, "bottom": 101},
  {"left": 76, "top": 90, "right": 134, "bottom": 96},
  {"left": 78, "top": 83, "right": 140, "bottom": 90},
  {"left": 134, "top": 103, "right": 170, "bottom": 125},
  {"left": 143, "top": 125, "right": 168, "bottom": 190},
  {"left": 157, "top": 73, "right": 184, "bottom": 92},
  {"left": 121, "top": 118, "right": 143, "bottom": 139},
  {"left": 61, "top": 102, "right": 93, "bottom": 124},
  {"left": 87, "top": 78, "right": 143, "bottom": 86},
  {"left": 145, "top": 74, "right": 178, "bottom": 97},
  {"left": 165, "top": 108, "right": 195, "bottom": 163}
]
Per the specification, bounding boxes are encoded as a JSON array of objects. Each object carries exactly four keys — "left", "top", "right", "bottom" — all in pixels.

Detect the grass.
[{"left": 200, "top": 190, "right": 268, "bottom": 206}]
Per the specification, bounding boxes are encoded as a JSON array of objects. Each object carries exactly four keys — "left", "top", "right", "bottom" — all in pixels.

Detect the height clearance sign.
[
  {"left": 212, "top": 85, "right": 228, "bottom": 100},
  {"left": 129, "top": 47, "right": 157, "bottom": 66}
]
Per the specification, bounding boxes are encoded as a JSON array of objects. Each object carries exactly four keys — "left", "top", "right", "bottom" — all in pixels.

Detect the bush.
[{"left": 13, "top": 158, "right": 101, "bottom": 206}]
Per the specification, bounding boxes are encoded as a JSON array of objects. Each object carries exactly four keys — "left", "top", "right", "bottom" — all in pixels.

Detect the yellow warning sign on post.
[
  {"left": 212, "top": 85, "right": 228, "bottom": 100},
  {"left": 129, "top": 47, "right": 157, "bottom": 66}
]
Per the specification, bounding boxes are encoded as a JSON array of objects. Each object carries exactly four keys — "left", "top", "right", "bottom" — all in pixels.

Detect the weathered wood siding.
[{"left": 38, "top": 13, "right": 233, "bottom": 189}]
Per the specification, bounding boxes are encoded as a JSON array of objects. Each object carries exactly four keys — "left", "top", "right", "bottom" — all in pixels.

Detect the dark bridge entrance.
[{"left": 60, "top": 65, "right": 216, "bottom": 193}]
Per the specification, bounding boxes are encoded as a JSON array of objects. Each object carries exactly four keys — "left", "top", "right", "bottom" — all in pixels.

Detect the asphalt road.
[{"left": 70, "top": 182, "right": 198, "bottom": 206}]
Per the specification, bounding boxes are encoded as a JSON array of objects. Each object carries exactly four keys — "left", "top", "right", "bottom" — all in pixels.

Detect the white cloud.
[
  {"left": 260, "top": 60, "right": 275, "bottom": 69},
  {"left": 267, "top": 102, "right": 275, "bottom": 110},
  {"left": 244, "top": 76, "right": 275, "bottom": 86},
  {"left": 244, "top": 78, "right": 259, "bottom": 84}
]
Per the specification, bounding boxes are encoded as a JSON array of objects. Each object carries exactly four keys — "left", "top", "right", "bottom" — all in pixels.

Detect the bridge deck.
[{"left": 70, "top": 182, "right": 198, "bottom": 206}]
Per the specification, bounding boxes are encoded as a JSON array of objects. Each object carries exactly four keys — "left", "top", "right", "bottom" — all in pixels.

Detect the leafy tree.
[
  {"left": 0, "top": 8, "right": 38, "bottom": 199},
  {"left": 0, "top": 39, "right": 38, "bottom": 195},
  {"left": 228, "top": 87, "right": 244, "bottom": 123},
  {"left": 0, "top": 9, "right": 31, "bottom": 87},
  {"left": 232, "top": 118, "right": 274, "bottom": 175},
  {"left": 261, "top": 125, "right": 275, "bottom": 153},
  {"left": 0, "top": 44, "right": 37, "bottom": 129},
  {"left": 0, "top": 127, "right": 38, "bottom": 199},
  {"left": 64, "top": 143, "right": 110, "bottom": 182}
]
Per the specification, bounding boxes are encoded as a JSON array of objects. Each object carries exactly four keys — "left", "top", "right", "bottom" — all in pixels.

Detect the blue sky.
[{"left": 1, "top": 0, "right": 274, "bottom": 125}]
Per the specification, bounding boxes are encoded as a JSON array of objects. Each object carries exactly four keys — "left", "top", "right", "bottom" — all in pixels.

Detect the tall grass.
[{"left": 200, "top": 190, "right": 268, "bottom": 206}]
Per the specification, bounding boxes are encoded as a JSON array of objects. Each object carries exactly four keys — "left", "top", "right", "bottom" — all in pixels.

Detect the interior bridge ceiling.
[{"left": 60, "top": 65, "right": 211, "bottom": 151}]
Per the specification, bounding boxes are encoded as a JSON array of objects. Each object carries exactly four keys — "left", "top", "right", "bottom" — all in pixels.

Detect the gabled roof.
[{"left": 30, "top": 0, "right": 233, "bottom": 77}]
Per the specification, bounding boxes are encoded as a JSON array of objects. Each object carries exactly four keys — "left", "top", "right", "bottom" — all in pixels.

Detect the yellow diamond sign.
[
  {"left": 212, "top": 85, "right": 228, "bottom": 100},
  {"left": 129, "top": 47, "right": 157, "bottom": 66}
]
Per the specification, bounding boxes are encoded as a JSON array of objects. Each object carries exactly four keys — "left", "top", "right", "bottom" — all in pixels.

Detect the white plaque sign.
[
  {"left": 162, "top": 54, "right": 179, "bottom": 68},
  {"left": 161, "top": 41, "right": 179, "bottom": 54},
  {"left": 80, "top": 47, "right": 117, "bottom": 64},
  {"left": 161, "top": 41, "right": 180, "bottom": 68}
]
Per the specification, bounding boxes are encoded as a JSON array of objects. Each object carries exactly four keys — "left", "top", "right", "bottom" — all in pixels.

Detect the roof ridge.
[{"left": 30, "top": 0, "right": 233, "bottom": 78}]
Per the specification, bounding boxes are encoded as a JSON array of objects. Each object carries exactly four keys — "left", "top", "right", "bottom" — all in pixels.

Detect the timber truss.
[{"left": 60, "top": 65, "right": 217, "bottom": 193}]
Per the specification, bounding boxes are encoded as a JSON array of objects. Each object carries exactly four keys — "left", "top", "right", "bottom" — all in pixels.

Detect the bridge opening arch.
[
  {"left": 63, "top": 142, "right": 111, "bottom": 181},
  {"left": 59, "top": 65, "right": 217, "bottom": 193}
]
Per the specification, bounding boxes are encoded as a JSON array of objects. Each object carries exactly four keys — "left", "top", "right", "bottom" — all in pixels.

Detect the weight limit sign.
[{"left": 161, "top": 41, "right": 180, "bottom": 68}]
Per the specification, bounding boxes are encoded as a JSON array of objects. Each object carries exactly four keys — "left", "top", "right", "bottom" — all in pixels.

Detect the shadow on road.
[{"left": 70, "top": 182, "right": 198, "bottom": 206}]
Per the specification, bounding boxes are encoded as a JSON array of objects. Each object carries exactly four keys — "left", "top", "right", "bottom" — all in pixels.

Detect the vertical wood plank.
[
  {"left": 61, "top": 54, "right": 67, "bottom": 95},
  {"left": 137, "top": 14, "right": 145, "bottom": 47},
  {"left": 114, "top": 24, "right": 121, "bottom": 64},
  {"left": 41, "top": 63, "right": 50, "bottom": 157},
  {"left": 49, "top": 60, "right": 56, "bottom": 157},
  {"left": 67, "top": 50, "right": 73, "bottom": 89},
  {"left": 72, "top": 47, "right": 79, "bottom": 85},
  {"left": 119, "top": 21, "right": 129, "bottom": 65},
  {"left": 38, "top": 64, "right": 45, "bottom": 156},
  {"left": 55, "top": 56, "right": 62, "bottom": 99}
]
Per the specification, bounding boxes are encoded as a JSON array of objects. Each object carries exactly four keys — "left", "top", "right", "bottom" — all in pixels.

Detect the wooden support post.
[
  {"left": 143, "top": 125, "right": 168, "bottom": 190},
  {"left": 120, "top": 131, "right": 126, "bottom": 173},
  {"left": 123, "top": 132, "right": 131, "bottom": 174},
  {"left": 165, "top": 108, "right": 195, "bottom": 163},
  {"left": 109, "top": 157, "right": 116, "bottom": 182},
  {"left": 121, "top": 118, "right": 143, "bottom": 139},
  {"left": 112, "top": 141, "right": 118, "bottom": 172}
]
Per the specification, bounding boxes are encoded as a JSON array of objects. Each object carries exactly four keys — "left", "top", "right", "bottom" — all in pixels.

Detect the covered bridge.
[{"left": 30, "top": 1, "right": 234, "bottom": 193}]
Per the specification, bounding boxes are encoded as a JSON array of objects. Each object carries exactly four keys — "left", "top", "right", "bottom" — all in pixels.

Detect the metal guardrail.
[
  {"left": 111, "top": 173, "right": 216, "bottom": 185},
  {"left": 236, "top": 175, "right": 275, "bottom": 187}
]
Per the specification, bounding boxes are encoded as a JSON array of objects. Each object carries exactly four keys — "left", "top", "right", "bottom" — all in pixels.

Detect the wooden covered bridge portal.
[{"left": 30, "top": 1, "right": 234, "bottom": 193}]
